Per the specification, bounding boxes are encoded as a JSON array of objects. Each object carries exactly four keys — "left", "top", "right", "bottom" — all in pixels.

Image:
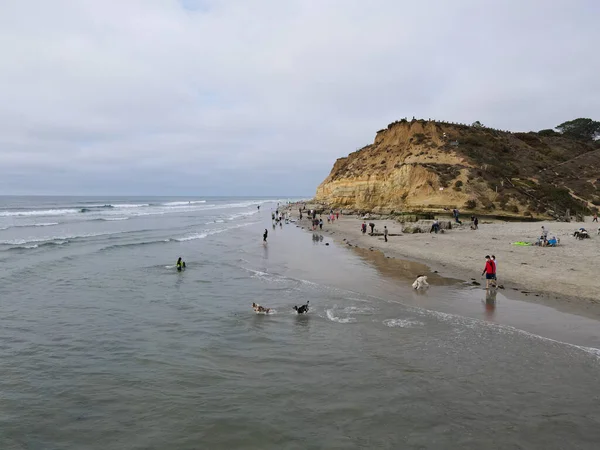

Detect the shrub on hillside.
[
  {"left": 464, "top": 200, "right": 477, "bottom": 209},
  {"left": 538, "top": 129, "right": 559, "bottom": 137}
]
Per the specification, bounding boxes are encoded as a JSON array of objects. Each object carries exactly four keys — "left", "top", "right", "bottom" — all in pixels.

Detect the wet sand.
[{"left": 292, "top": 210, "right": 600, "bottom": 319}]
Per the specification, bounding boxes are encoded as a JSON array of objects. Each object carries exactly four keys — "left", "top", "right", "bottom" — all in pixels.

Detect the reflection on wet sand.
[
  {"left": 350, "top": 245, "right": 462, "bottom": 287},
  {"left": 483, "top": 288, "right": 498, "bottom": 319}
]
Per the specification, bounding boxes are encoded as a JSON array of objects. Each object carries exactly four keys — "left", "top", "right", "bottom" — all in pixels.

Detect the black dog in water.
[{"left": 294, "top": 301, "right": 309, "bottom": 314}]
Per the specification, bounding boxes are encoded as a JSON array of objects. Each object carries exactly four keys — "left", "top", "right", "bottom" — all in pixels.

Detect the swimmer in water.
[{"left": 176, "top": 257, "right": 186, "bottom": 272}]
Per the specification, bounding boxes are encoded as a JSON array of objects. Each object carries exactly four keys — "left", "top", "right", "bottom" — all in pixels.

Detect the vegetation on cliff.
[{"left": 316, "top": 118, "right": 600, "bottom": 218}]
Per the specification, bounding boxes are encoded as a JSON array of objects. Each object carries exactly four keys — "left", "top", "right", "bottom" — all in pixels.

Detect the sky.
[{"left": 0, "top": 0, "right": 598, "bottom": 196}]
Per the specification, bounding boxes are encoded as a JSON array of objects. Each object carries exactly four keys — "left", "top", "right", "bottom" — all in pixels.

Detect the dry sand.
[{"left": 293, "top": 209, "right": 599, "bottom": 312}]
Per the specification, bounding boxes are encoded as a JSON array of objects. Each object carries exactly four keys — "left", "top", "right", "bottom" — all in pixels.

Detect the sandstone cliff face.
[{"left": 316, "top": 120, "right": 599, "bottom": 217}]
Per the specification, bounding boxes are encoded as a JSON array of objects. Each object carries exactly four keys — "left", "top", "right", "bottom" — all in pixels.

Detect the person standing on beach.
[
  {"left": 361, "top": 222, "right": 367, "bottom": 234},
  {"left": 319, "top": 218, "right": 323, "bottom": 230},
  {"left": 369, "top": 223, "right": 375, "bottom": 234},
  {"left": 263, "top": 229, "right": 268, "bottom": 243},
  {"left": 593, "top": 213, "right": 598, "bottom": 222},
  {"left": 491, "top": 255, "right": 497, "bottom": 284},
  {"left": 384, "top": 226, "right": 388, "bottom": 242},
  {"left": 481, "top": 255, "right": 496, "bottom": 289}
]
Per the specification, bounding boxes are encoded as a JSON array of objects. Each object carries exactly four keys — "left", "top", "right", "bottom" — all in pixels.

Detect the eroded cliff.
[{"left": 316, "top": 119, "right": 600, "bottom": 217}]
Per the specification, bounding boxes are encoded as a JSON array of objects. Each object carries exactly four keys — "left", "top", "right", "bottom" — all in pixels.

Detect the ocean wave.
[
  {"left": 175, "top": 233, "right": 208, "bottom": 242},
  {"left": 99, "top": 217, "right": 129, "bottom": 221},
  {"left": 228, "top": 210, "right": 259, "bottom": 220},
  {"left": 0, "top": 199, "right": 280, "bottom": 220},
  {"left": 0, "top": 222, "right": 59, "bottom": 230},
  {"left": 111, "top": 203, "right": 150, "bottom": 208},
  {"left": 100, "top": 239, "right": 174, "bottom": 251},
  {"left": 383, "top": 318, "right": 424, "bottom": 328},
  {"left": 162, "top": 200, "right": 206, "bottom": 206},
  {"left": 174, "top": 222, "right": 256, "bottom": 242},
  {"left": 326, "top": 309, "right": 356, "bottom": 324},
  {"left": 0, "top": 209, "right": 78, "bottom": 217},
  {"left": 0, "top": 231, "right": 120, "bottom": 246},
  {"left": 411, "top": 307, "right": 600, "bottom": 359},
  {"left": 9, "top": 240, "right": 70, "bottom": 250}
]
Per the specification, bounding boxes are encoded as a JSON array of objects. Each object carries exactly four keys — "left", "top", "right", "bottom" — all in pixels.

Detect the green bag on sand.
[{"left": 512, "top": 241, "right": 531, "bottom": 246}]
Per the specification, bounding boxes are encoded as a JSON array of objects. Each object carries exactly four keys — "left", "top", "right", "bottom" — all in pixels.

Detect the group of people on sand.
[
  {"left": 361, "top": 221, "right": 389, "bottom": 241},
  {"left": 537, "top": 226, "right": 559, "bottom": 247}
]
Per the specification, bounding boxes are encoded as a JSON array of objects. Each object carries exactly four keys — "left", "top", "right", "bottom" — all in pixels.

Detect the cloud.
[{"left": 0, "top": 0, "right": 598, "bottom": 195}]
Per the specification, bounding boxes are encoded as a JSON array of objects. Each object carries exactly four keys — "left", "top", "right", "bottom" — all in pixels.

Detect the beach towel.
[{"left": 512, "top": 241, "right": 531, "bottom": 246}]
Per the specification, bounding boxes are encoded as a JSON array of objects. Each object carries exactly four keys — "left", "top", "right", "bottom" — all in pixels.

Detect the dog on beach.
[
  {"left": 412, "top": 275, "right": 429, "bottom": 290},
  {"left": 293, "top": 301, "right": 309, "bottom": 314},
  {"left": 252, "top": 302, "right": 271, "bottom": 314}
]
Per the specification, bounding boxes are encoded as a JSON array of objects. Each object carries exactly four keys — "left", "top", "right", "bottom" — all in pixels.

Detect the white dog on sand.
[{"left": 412, "top": 275, "right": 429, "bottom": 290}]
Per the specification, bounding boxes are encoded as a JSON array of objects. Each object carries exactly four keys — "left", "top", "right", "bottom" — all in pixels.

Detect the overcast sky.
[{"left": 1, "top": 0, "right": 598, "bottom": 196}]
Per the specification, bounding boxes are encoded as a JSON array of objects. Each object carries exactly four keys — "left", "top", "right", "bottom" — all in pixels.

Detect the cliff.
[{"left": 315, "top": 119, "right": 600, "bottom": 218}]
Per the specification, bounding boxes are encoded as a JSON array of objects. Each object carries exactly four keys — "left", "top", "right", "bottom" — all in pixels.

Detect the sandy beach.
[{"left": 291, "top": 207, "right": 599, "bottom": 313}]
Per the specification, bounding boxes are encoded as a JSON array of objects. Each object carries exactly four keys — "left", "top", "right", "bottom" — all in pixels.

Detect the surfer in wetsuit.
[{"left": 176, "top": 257, "right": 185, "bottom": 272}]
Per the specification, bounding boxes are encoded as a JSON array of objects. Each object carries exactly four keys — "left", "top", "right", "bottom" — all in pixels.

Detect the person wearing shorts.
[{"left": 481, "top": 255, "right": 496, "bottom": 289}]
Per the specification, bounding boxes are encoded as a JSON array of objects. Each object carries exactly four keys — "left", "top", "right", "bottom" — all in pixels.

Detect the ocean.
[{"left": 0, "top": 196, "right": 599, "bottom": 450}]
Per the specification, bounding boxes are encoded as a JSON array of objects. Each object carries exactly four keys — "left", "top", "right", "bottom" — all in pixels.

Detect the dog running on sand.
[{"left": 412, "top": 275, "right": 429, "bottom": 290}]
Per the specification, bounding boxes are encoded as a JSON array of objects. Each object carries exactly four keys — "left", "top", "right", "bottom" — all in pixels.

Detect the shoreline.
[{"left": 287, "top": 205, "right": 600, "bottom": 320}]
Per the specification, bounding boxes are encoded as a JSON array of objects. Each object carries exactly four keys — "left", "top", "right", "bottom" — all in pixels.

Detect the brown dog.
[{"left": 252, "top": 302, "right": 271, "bottom": 314}]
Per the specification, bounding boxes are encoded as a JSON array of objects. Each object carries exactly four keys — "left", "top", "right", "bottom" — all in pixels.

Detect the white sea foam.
[
  {"left": 101, "top": 217, "right": 129, "bottom": 221},
  {"left": 176, "top": 233, "right": 209, "bottom": 242},
  {"left": 1, "top": 231, "right": 119, "bottom": 246},
  {"left": 112, "top": 203, "right": 150, "bottom": 208},
  {"left": 326, "top": 309, "right": 356, "bottom": 324},
  {"left": 174, "top": 222, "right": 256, "bottom": 242},
  {"left": 383, "top": 318, "right": 425, "bottom": 328},
  {"left": 411, "top": 307, "right": 600, "bottom": 359},
  {"left": 163, "top": 200, "right": 206, "bottom": 206},
  {"left": 0, "top": 222, "right": 59, "bottom": 229},
  {"left": 228, "top": 210, "right": 259, "bottom": 220},
  {"left": 0, "top": 209, "right": 77, "bottom": 217},
  {"left": 343, "top": 306, "right": 375, "bottom": 314}
]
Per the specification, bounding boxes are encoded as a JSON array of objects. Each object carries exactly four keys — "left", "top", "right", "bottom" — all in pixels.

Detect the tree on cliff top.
[{"left": 555, "top": 118, "right": 600, "bottom": 141}]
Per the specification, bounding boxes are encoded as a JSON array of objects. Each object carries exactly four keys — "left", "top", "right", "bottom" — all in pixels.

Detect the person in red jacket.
[{"left": 481, "top": 255, "right": 497, "bottom": 289}]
